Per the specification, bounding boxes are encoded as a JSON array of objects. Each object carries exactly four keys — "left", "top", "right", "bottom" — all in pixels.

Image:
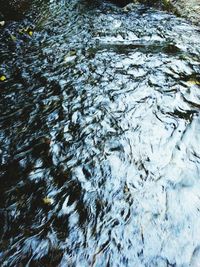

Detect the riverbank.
[
  {"left": 0, "top": 0, "right": 199, "bottom": 26},
  {"left": 110, "top": 0, "right": 200, "bottom": 27},
  {"left": 131, "top": 0, "right": 200, "bottom": 26},
  {"left": 165, "top": 0, "right": 200, "bottom": 26}
]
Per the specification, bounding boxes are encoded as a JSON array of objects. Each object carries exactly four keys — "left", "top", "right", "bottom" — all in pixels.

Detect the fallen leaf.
[
  {"left": 28, "top": 31, "right": 33, "bottom": 36},
  {"left": 187, "top": 80, "right": 200, "bottom": 86},
  {"left": 43, "top": 197, "right": 54, "bottom": 205},
  {"left": 0, "top": 75, "right": 6, "bottom": 81}
]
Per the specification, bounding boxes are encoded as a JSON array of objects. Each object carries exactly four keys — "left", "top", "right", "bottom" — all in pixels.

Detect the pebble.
[{"left": 0, "top": 21, "right": 5, "bottom": 27}]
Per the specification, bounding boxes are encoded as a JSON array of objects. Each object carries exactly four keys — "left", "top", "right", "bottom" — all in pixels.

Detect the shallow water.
[{"left": 0, "top": 0, "right": 200, "bottom": 266}]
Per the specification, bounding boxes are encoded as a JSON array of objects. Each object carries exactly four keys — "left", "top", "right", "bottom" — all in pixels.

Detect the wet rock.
[{"left": 0, "top": 0, "right": 31, "bottom": 20}]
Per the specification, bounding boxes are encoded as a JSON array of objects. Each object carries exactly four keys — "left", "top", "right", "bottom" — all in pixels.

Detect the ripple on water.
[{"left": 0, "top": 0, "right": 200, "bottom": 266}]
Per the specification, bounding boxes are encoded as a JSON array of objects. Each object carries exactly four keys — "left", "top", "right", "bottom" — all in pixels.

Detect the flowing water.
[{"left": 0, "top": 0, "right": 200, "bottom": 266}]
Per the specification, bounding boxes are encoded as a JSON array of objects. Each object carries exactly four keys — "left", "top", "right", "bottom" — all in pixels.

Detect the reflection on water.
[{"left": 0, "top": 0, "right": 200, "bottom": 266}]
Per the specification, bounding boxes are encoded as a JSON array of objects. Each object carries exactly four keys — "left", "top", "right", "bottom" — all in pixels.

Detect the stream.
[{"left": 0, "top": 0, "right": 200, "bottom": 266}]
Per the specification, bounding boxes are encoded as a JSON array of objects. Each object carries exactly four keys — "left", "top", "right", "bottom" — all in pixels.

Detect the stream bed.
[{"left": 0, "top": 0, "right": 200, "bottom": 266}]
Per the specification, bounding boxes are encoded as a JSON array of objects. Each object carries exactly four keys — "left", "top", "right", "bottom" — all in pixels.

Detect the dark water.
[{"left": 0, "top": 0, "right": 200, "bottom": 266}]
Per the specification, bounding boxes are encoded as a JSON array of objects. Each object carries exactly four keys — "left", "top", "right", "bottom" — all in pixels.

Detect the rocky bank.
[
  {"left": 166, "top": 0, "right": 200, "bottom": 26},
  {"left": 0, "top": 0, "right": 199, "bottom": 26}
]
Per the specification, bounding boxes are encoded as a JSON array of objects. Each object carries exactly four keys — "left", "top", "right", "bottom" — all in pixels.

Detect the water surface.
[{"left": 0, "top": 1, "right": 200, "bottom": 266}]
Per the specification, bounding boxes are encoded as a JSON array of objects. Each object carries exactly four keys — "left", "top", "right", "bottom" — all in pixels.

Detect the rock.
[
  {"left": 167, "top": 0, "right": 200, "bottom": 26},
  {"left": 110, "top": 0, "right": 135, "bottom": 7},
  {"left": 0, "top": 0, "right": 31, "bottom": 20},
  {"left": 110, "top": 0, "right": 200, "bottom": 26}
]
